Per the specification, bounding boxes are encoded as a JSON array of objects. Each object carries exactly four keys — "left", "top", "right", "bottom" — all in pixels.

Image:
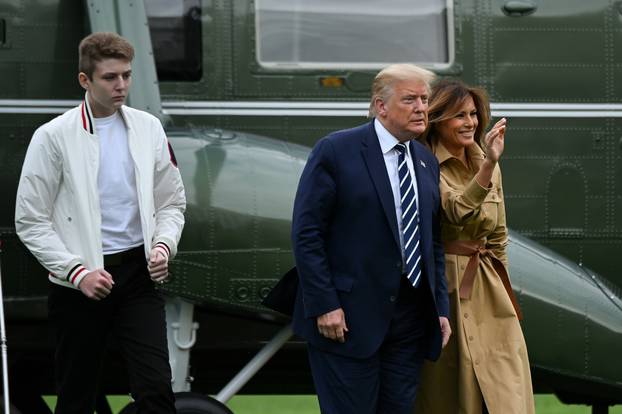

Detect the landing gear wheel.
[
  {"left": 118, "top": 392, "right": 233, "bottom": 414},
  {"left": 176, "top": 392, "right": 233, "bottom": 414},
  {"left": 117, "top": 403, "right": 135, "bottom": 414}
]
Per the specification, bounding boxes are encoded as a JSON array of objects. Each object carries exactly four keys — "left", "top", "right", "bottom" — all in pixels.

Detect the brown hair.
[
  {"left": 421, "top": 78, "right": 491, "bottom": 148},
  {"left": 78, "top": 32, "right": 135, "bottom": 79},
  {"left": 368, "top": 64, "right": 436, "bottom": 117}
]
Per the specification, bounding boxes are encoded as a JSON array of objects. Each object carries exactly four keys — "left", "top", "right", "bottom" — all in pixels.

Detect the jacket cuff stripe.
[
  {"left": 67, "top": 264, "right": 82, "bottom": 281},
  {"left": 155, "top": 242, "right": 170, "bottom": 257},
  {"left": 69, "top": 266, "right": 87, "bottom": 285}
]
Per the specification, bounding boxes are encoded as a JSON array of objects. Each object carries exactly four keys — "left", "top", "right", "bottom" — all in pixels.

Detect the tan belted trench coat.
[{"left": 415, "top": 142, "right": 534, "bottom": 414}]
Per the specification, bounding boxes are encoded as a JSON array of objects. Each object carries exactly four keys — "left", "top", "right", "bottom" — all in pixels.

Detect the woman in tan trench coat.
[{"left": 414, "top": 79, "right": 535, "bottom": 414}]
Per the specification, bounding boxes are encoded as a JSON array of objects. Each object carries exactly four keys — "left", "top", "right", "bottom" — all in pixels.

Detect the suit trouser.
[
  {"left": 48, "top": 252, "right": 175, "bottom": 414},
  {"left": 307, "top": 277, "right": 429, "bottom": 414}
]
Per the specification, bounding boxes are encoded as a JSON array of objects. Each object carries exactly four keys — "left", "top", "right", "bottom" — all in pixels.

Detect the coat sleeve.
[
  {"left": 151, "top": 123, "right": 186, "bottom": 259},
  {"left": 486, "top": 168, "right": 509, "bottom": 268},
  {"left": 14, "top": 127, "right": 89, "bottom": 286},
  {"left": 440, "top": 168, "right": 491, "bottom": 226},
  {"left": 292, "top": 138, "right": 341, "bottom": 319}
]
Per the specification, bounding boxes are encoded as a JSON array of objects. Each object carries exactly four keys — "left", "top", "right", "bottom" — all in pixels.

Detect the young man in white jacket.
[{"left": 14, "top": 32, "right": 185, "bottom": 413}]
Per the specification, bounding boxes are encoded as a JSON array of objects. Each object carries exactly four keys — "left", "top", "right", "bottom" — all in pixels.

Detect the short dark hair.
[
  {"left": 421, "top": 78, "right": 491, "bottom": 148},
  {"left": 78, "top": 32, "right": 134, "bottom": 79}
]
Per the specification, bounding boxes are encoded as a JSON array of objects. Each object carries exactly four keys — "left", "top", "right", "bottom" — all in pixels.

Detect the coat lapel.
[
  {"left": 409, "top": 140, "right": 432, "bottom": 254},
  {"left": 361, "top": 122, "right": 401, "bottom": 251}
]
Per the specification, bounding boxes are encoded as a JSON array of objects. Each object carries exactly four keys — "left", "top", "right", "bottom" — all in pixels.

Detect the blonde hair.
[
  {"left": 421, "top": 78, "right": 491, "bottom": 148},
  {"left": 368, "top": 64, "right": 436, "bottom": 117}
]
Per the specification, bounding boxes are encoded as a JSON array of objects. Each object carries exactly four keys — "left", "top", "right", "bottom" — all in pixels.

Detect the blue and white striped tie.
[{"left": 395, "top": 143, "right": 422, "bottom": 288}]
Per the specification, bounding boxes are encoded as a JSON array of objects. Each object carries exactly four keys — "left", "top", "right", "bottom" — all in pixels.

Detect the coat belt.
[{"left": 444, "top": 240, "right": 523, "bottom": 320}]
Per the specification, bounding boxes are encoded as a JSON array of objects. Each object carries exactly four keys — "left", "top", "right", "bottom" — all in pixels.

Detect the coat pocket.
[
  {"left": 332, "top": 273, "right": 355, "bottom": 292},
  {"left": 479, "top": 190, "right": 501, "bottom": 231}
]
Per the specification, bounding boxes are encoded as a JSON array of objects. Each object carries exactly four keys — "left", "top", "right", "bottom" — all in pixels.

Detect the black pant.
[{"left": 48, "top": 255, "right": 175, "bottom": 414}]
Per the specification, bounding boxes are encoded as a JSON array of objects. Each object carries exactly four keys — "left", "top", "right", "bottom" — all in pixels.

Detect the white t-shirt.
[{"left": 94, "top": 112, "right": 143, "bottom": 254}]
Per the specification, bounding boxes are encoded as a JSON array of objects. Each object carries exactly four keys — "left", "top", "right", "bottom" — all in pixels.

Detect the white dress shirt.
[{"left": 374, "top": 119, "right": 420, "bottom": 260}]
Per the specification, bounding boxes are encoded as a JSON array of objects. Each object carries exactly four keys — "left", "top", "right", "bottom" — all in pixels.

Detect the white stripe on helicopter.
[{"left": 2, "top": 100, "right": 622, "bottom": 117}]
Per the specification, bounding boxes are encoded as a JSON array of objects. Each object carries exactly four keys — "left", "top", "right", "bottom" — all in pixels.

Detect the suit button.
[
  {"left": 390, "top": 296, "right": 396, "bottom": 302},
  {"left": 396, "top": 261, "right": 401, "bottom": 269},
  {"left": 464, "top": 313, "right": 469, "bottom": 319}
]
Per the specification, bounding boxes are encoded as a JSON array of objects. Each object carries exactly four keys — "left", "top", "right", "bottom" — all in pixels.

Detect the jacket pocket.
[{"left": 332, "top": 273, "right": 354, "bottom": 292}]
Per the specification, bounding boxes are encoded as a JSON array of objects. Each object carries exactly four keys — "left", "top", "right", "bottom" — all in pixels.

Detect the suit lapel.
[
  {"left": 410, "top": 140, "right": 431, "bottom": 244},
  {"left": 361, "top": 122, "right": 401, "bottom": 251}
]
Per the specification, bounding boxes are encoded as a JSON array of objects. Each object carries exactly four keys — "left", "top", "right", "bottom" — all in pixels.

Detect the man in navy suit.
[{"left": 291, "top": 64, "right": 451, "bottom": 414}]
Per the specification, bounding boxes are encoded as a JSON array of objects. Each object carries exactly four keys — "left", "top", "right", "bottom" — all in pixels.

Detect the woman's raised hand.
[{"left": 484, "top": 118, "right": 507, "bottom": 163}]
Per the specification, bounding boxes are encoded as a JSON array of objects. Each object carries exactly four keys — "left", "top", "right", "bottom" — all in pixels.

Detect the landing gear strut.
[{"left": 121, "top": 298, "right": 293, "bottom": 413}]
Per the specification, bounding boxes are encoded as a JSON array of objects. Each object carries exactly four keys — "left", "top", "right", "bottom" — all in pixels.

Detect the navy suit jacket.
[{"left": 291, "top": 121, "right": 449, "bottom": 360}]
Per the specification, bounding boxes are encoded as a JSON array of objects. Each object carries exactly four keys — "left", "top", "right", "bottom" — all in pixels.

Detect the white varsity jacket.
[{"left": 15, "top": 93, "right": 186, "bottom": 289}]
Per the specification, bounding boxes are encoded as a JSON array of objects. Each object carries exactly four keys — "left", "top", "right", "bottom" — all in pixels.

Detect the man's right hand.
[
  {"left": 78, "top": 269, "right": 114, "bottom": 300},
  {"left": 317, "top": 308, "right": 348, "bottom": 343}
]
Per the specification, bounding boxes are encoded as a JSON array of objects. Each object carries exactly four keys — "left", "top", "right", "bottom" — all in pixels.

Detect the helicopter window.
[
  {"left": 145, "top": 0, "right": 202, "bottom": 81},
  {"left": 254, "top": 0, "right": 452, "bottom": 70}
]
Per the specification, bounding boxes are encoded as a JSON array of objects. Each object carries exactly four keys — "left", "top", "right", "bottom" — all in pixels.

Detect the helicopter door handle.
[{"left": 502, "top": 0, "right": 537, "bottom": 17}]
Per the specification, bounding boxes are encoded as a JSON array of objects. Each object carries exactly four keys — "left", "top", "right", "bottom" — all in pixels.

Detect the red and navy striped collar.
[
  {"left": 80, "top": 92, "right": 129, "bottom": 134},
  {"left": 80, "top": 92, "right": 95, "bottom": 134}
]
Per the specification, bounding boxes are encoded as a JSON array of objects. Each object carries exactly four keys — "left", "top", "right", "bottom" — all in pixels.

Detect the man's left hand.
[
  {"left": 439, "top": 316, "right": 451, "bottom": 348},
  {"left": 148, "top": 248, "right": 168, "bottom": 284}
]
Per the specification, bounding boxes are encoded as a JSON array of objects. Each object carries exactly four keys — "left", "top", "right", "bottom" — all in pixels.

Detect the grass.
[{"left": 41, "top": 394, "right": 622, "bottom": 413}]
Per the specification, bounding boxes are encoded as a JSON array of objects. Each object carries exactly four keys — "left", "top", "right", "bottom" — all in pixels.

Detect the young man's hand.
[
  {"left": 148, "top": 248, "right": 168, "bottom": 284},
  {"left": 78, "top": 269, "right": 114, "bottom": 300}
]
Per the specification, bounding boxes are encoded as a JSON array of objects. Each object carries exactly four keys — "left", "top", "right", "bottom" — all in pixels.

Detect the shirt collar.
[
  {"left": 434, "top": 140, "right": 485, "bottom": 167},
  {"left": 374, "top": 118, "right": 403, "bottom": 155}
]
